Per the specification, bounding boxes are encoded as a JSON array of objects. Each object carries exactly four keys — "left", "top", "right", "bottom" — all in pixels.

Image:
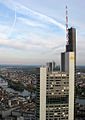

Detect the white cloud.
[
  {"left": 0, "top": 38, "right": 33, "bottom": 50},
  {"left": 18, "top": 17, "right": 45, "bottom": 28},
  {"left": 0, "top": 0, "right": 65, "bottom": 30},
  {"left": 0, "top": 34, "right": 64, "bottom": 52},
  {"left": 7, "top": 7, "right": 17, "bottom": 37}
]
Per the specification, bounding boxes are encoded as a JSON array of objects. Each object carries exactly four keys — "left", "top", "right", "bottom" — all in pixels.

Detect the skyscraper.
[
  {"left": 66, "top": 27, "right": 76, "bottom": 53},
  {"left": 36, "top": 52, "right": 75, "bottom": 120},
  {"left": 36, "top": 45, "right": 75, "bottom": 120},
  {"left": 36, "top": 24, "right": 76, "bottom": 120},
  {"left": 61, "top": 27, "right": 76, "bottom": 72},
  {"left": 46, "top": 61, "right": 56, "bottom": 72}
]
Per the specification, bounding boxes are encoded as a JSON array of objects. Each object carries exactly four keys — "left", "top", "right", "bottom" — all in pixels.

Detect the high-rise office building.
[
  {"left": 46, "top": 61, "right": 56, "bottom": 72},
  {"left": 36, "top": 51, "right": 75, "bottom": 120},
  {"left": 66, "top": 27, "right": 76, "bottom": 53},
  {"left": 61, "top": 27, "right": 76, "bottom": 72},
  {"left": 36, "top": 52, "right": 75, "bottom": 120},
  {"left": 36, "top": 26, "right": 76, "bottom": 120}
]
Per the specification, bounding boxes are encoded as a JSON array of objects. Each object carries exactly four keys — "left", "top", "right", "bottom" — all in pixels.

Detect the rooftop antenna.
[{"left": 66, "top": 5, "right": 69, "bottom": 45}]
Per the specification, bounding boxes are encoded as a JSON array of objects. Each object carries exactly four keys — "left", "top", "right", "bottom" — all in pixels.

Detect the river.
[
  {"left": 0, "top": 77, "right": 31, "bottom": 97},
  {"left": 0, "top": 77, "right": 85, "bottom": 103}
]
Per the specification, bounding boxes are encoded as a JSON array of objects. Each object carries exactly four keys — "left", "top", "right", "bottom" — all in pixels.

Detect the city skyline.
[{"left": 0, "top": 0, "right": 84, "bottom": 65}]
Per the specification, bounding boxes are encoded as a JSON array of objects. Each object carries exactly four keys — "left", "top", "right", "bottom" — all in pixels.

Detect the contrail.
[
  {"left": 19, "top": 4, "right": 65, "bottom": 30},
  {"left": 8, "top": 7, "right": 16, "bottom": 38},
  {"left": 2, "top": 1, "right": 65, "bottom": 30}
]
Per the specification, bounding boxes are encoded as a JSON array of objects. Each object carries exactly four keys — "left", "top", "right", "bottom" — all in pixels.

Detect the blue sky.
[{"left": 0, "top": 0, "right": 84, "bottom": 65}]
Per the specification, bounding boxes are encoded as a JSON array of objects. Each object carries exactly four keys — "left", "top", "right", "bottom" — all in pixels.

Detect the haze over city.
[{"left": 0, "top": 0, "right": 84, "bottom": 65}]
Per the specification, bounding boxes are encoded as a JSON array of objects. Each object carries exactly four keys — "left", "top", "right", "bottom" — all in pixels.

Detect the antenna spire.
[{"left": 66, "top": 5, "right": 69, "bottom": 45}]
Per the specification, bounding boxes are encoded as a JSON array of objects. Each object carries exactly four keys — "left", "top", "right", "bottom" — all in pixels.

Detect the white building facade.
[{"left": 36, "top": 52, "right": 75, "bottom": 120}]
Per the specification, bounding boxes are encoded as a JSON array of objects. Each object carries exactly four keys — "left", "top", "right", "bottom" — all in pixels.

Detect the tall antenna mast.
[{"left": 66, "top": 5, "right": 69, "bottom": 45}]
